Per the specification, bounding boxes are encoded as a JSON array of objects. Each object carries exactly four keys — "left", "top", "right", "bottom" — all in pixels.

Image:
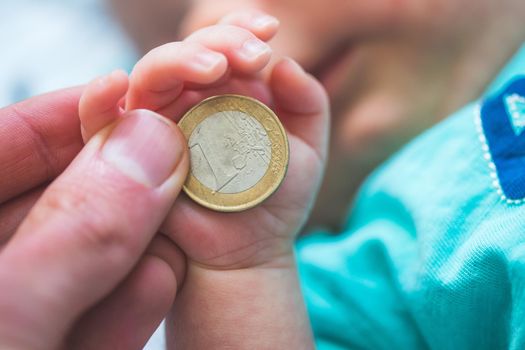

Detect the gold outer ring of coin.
[{"left": 178, "top": 94, "right": 289, "bottom": 212}]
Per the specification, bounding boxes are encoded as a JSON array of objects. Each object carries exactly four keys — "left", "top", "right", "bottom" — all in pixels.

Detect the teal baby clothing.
[{"left": 296, "top": 45, "right": 525, "bottom": 350}]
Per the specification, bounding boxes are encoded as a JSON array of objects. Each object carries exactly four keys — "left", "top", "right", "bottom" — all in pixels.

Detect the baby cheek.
[{"left": 339, "top": 0, "right": 419, "bottom": 35}]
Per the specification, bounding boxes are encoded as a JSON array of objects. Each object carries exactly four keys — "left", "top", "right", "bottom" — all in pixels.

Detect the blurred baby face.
[
  {"left": 111, "top": 0, "right": 518, "bottom": 145},
  {"left": 109, "top": 0, "right": 525, "bottom": 227},
  {"left": 174, "top": 0, "right": 523, "bottom": 157}
]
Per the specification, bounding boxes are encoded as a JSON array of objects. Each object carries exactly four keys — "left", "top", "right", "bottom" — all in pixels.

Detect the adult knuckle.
[
  {"left": 77, "top": 215, "right": 128, "bottom": 254},
  {"left": 11, "top": 105, "right": 58, "bottom": 179},
  {"left": 42, "top": 182, "right": 131, "bottom": 253},
  {"left": 43, "top": 181, "right": 86, "bottom": 212}
]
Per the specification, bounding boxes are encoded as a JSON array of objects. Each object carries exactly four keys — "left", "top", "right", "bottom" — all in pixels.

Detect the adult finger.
[
  {"left": 1, "top": 204, "right": 185, "bottom": 350},
  {"left": 0, "top": 87, "right": 84, "bottom": 204},
  {"left": 0, "top": 186, "right": 44, "bottom": 247},
  {"left": 67, "top": 234, "right": 185, "bottom": 350},
  {"left": 0, "top": 109, "right": 189, "bottom": 349}
]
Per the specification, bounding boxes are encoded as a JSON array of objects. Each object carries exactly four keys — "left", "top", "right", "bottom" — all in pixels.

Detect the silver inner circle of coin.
[{"left": 188, "top": 110, "right": 272, "bottom": 194}]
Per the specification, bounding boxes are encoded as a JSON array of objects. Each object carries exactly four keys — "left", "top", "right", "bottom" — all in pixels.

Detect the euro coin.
[{"left": 178, "top": 94, "right": 289, "bottom": 212}]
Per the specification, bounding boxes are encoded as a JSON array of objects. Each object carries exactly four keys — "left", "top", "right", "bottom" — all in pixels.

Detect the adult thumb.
[{"left": 0, "top": 109, "right": 188, "bottom": 349}]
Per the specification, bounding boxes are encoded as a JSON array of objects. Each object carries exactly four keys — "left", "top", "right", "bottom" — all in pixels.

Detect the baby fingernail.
[
  {"left": 96, "top": 74, "right": 109, "bottom": 87},
  {"left": 101, "top": 110, "right": 185, "bottom": 187},
  {"left": 253, "top": 14, "right": 279, "bottom": 29},
  {"left": 192, "top": 51, "right": 224, "bottom": 71},
  {"left": 238, "top": 39, "right": 271, "bottom": 60},
  {"left": 108, "top": 69, "right": 128, "bottom": 81},
  {"left": 285, "top": 57, "right": 305, "bottom": 74}
]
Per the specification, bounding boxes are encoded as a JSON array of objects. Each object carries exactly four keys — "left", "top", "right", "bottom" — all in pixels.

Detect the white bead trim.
[{"left": 473, "top": 104, "right": 524, "bottom": 206}]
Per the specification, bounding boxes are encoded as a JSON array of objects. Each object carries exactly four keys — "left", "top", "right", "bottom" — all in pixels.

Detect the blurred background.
[{"left": 0, "top": 0, "right": 137, "bottom": 108}]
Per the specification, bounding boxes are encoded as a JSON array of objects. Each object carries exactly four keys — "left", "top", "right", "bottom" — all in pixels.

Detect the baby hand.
[
  {"left": 79, "top": 11, "right": 329, "bottom": 271},
  {"left": 79, "top": 11, "right": 328, "bottom": 348}
]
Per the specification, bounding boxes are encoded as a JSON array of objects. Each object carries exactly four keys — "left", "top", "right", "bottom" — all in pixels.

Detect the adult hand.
[{"left": 0, "top": 89, "right": 188, "bottom": 349}]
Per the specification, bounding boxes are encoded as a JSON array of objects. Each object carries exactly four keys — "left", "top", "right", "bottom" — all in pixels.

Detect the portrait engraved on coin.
[{"left": 188, "top": 110, "right": 272, "bottom": 194}]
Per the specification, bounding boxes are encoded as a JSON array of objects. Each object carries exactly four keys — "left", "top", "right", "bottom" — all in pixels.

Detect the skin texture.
[
  {"left": 109, "top": 0, "right": 525, "bottom": 229},
  {"left": 0, "top": 89, "right": 189, "bottom": 349},
  {"left": 79, "top": 14, "right": 328, "bottom": 348}
]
